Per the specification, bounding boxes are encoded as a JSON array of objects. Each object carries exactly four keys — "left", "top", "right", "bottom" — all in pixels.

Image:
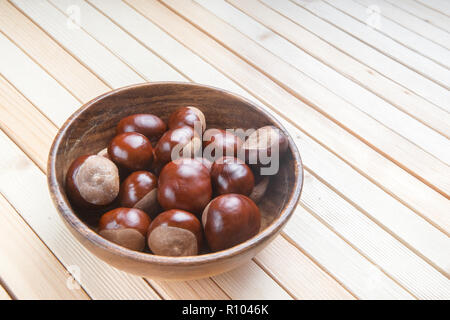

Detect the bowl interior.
[{"left": 51, "top": 82, "right": 300, "bottom": 256}]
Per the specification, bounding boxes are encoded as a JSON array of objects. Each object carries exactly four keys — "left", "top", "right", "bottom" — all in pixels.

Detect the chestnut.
[
  {"left": 203, "top": 128, "right": 243, "bottom": 160},
  {"left": 116, "top": 114, "right": 166, "bottom": 144},
  {"left": 195, "top": 157, "right": 213, "bottom": 173},
  {"left": 119, "top": 171, "right": 159, "bottom": 217},
  {"left": 168, "top": 106, "right": 206, "bottom": 132},
  {"left": 249, "top": 175, "right": 270, "bottom": 203},
  {"left": 147, "top": 209, "right": 203, "bottom": 256},
  {"left": 210, "top": 156, "right": 254, "bottom": 196},
  {"left": 202, "top": 194, "right": 261, "bottom": 252},
  {"left": 97, "top": 147, "right": 110, "bottom": 159},
  {"left": 66, "top": 155, "right": 120, "bottom": 208},
  {"left": 158, "top": 158, "right": 212, "bottom": 215},
  {"left": 242, "top": 126, "right": 288, "bottom": 168},
  {"left": 153, "top": 126, "right": 201, "bottom": 170},
  {"left": 98, "top": 208, "right": 151, "bottom": 251},
  {"left": 108, "top": 132, "right": 153, "bottom": 171}
]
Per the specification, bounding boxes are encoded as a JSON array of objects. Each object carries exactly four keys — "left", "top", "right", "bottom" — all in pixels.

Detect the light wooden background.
[{"left": 0, "top": 0, "right": 449, "bottom": 300}]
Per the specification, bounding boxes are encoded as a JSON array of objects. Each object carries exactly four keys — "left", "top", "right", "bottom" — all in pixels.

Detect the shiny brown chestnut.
[
  {"left": 158, "top": 158, "right": 212, "bottom": 215},
  {"left": 195, "top": 157, "right": 213, "bottom": 173},
  {"left": 66, "top": 155, "right": 120, "bottom": 208},
  {"left": 116, "top": 114, "right": 166, "bottom": 144},
  {"left": 168, "top": 106, "right": 206, "bottom": 132},
  {"left": 108, "top": 132, "right": 153, "bottom": 171},
  {"left": 202, "top": 194, "right": 261, "bottom": 252},
  {"left": 98, "top": 208, "right": 151, "bottom": 251},
  {"left": 211, "top": 156, "right": 254, "bottom": 196},
  {"left": 242, "top": 126, "right": 288, "bottom": 167},
  {"left": 153, "top": 126, "right": 201, "bottom": 170},
  {"left": 147, "top": 209, "right": 203, "bottom": 256},
  {"left": 119, "top": 171, "right": 159, "bottom": 217},
  {"left": 203, "top": 128, "right": 243, "bottom": 160}
]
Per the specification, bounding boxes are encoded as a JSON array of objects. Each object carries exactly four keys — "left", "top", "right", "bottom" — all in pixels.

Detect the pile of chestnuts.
[{"left": 65, "top": 106, "right": 288, "bottom": 256}]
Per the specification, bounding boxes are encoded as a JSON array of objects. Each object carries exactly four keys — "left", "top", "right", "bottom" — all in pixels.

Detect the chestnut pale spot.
[
  {"left": 249, "top": 176, "right": 270, "bottom": 203},
  {"left": 99, "top": 228, "right": 145, "bottom": 251},
  {"left": 74, "top": 155, "right": 119, "bottom": 205},
  {"left": 148, "top": 225, "right": 198, "bottom": 256},
  {"left": 133, "top": 188, "right": 158, "bottom": 216}
]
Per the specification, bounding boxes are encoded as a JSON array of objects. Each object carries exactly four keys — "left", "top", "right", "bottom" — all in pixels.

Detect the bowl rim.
[{"left": 47, "top": 81, "right": 304, "bottom": 267}]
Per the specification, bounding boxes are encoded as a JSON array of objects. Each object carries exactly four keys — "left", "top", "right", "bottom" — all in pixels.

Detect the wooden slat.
[
  {"left": 353, "top": 0, "right": 450, "bottom": 50},
  {"left": 188, "top": 0, "right": 450, "bottom": 274},
  {"left": 0, "top": 32, "right": 79, "bottom": 126},
  {"left": 100, "top": 0, "right": 438, "bottom": 300},
  {"left": 161, "top": 0, "right": 450, "bottom": 200},
  {"left": 195, "top": 0, "right": 450, "bottom": 166},
  {"left": 48, "top": 0, "right": 186, "bottom": 83},
  {"left": 295, "top": 129, "right": 450, "bottom": 276},
  {"left": 1, "top": 1, "right": 298, "bottom": 299},
  {"left": 0, "top": 285, "right": 12, "bottom": 300},
  {"left": 0, "top": 1, "right": 109, "bottom": 102},
  {"left": 150, "top": 280, "right": 229, "bottom": 300},
  {"left": 257, "top": 0, "right": 450, "bottom": 117},
  {"left": 144, "top": 0, "right": 450, "bottom": 231},
  {"left": 10, "top": 0, "right": 143, "bottom": 88},
  {"left": 284, "top": 208, "right": 413, "bottom": 299},
  {"left": 384, "top": 0, "right": 450, "bottom": 33},
  {"left": 0, "top": 1, "right": 401, "bottom": 299},
  {"left": 301, "top": 172, "right": 450, "bottom": 299},
  {"left": 91, "top": 1, "right": 449, "bottom": 279},
  {"left": 323, "top": 0, "right": 450, "bottom": 70},
  {"left": 0, "top": 193, "right": 90, "bottom": 300},
  {"left": 255, "top": 236, "right": 355, "bottom": 300},
  {"left": 3, "top": 0, "right": 446, "bottom": 298},
  {"left": 416, "top": 0, "right": 450, "bottom": 16},
  {"left": 0, "top": 127, "right": 161, "bottom": 300},
  {"left": 212, "top": 261, "right": 292, "bottom": 299}
]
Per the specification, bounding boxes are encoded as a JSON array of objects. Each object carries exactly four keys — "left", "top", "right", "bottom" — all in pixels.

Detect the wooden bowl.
[{"left": 47, "top": 82, "right": 303, "bottom": 281}]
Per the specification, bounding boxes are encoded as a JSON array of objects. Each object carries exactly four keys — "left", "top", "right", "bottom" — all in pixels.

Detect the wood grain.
[
  {"left": 1, "top": 0, "right": 448, "bottom": 299},
  {"left": 195, "top": 0, "right": 450, "bottom": 166},
  {"left": 0, "top": 193, "right": 89, "bottom": 299},
  {"left": 0, "top": 1, "right": 356, "bottom": 298},
  {"left": 0, "top": 285, "right": 11, "bottom": 300},
  {"left": 127, "top": 0, "right": 450, "bottom": 235},
  {"left": 258, "top": 0, "right": 450, "bottom": 120}
]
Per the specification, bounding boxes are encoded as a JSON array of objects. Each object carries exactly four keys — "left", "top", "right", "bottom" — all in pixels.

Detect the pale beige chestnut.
[{"left": 65, "top": 155, "right": 120, "bottom": 208}]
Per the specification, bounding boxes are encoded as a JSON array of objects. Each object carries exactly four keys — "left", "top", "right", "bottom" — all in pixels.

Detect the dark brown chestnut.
[
  {"left": 203, "top": 128, "right": 243, "bottom": 160},
  {"left": 242, "top": 126, "right": 288, "bottom": 169},
  {"left": 147, "top": 209, "right": 203, "bottom": 256},
  {"left": 153, "top": 126, "right": 201, "bottom": 170},
  {"left": 202, "top": 194, "right": 261, "bottom": 252},
  {"left": 108, "top": 132, "right": 153, "bottom": 171},
  {"left": 116, "top": 114, "right": 166, "bottom": 144},
  {"left": 168, "top": 106, "right": 206, "bottom": 132},
  {"left": 195, "top": 157, "right": 213, "bottom": 173},
  {"left": 65, "top": 154, "right": 120, "bottom": 208},
  {"left": 211, "top": 156, "right": 254, "bottom": 196},
  {"left": 98, "top": 207, "right": 151, "bottom": 251},
  {"left": 119, "top": 171, "right": 159, "bottom": 217},
  {"left": 158, "top": 158, "right": 212, "bottom": 215}
]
